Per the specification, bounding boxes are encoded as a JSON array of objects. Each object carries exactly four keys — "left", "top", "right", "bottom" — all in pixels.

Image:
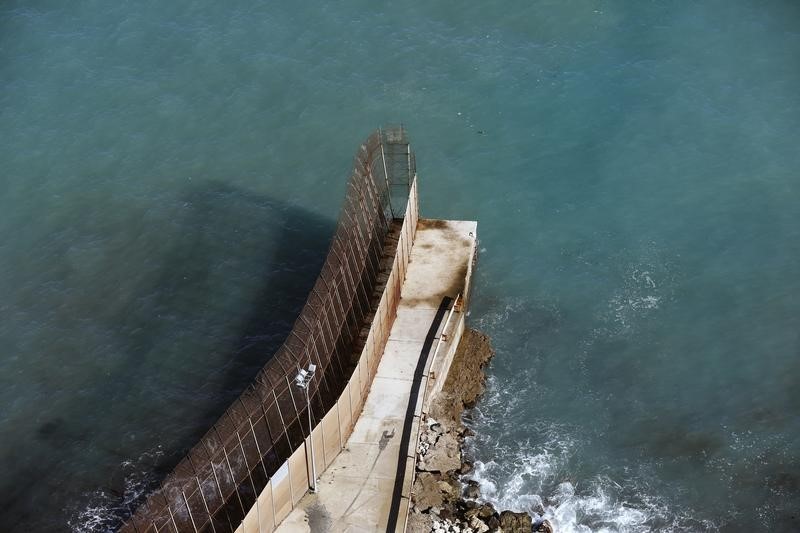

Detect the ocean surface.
[{"left": 2, "top": 1, "right": 799, "bottom": 531}]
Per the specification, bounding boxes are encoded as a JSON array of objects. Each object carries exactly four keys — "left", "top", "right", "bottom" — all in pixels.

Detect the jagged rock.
[
  {"left": 469, "top": 516, "right": 490, "bottom": 533},
  {"left": 459, "top": 459, "right": 474, "bottom": 475},
  {"left": 438, "top": 480, "right": 460, "bottom": 501},
  {"left": 498, "top": 511, "right": 532, "bottom": 532},
  {"left": 486, "top": 515, "right": 500, "bottom": 531},
  {"left": 535, "top": 519, "right": 553, "bottom": 533},
  {"left": 463, "top": 483, "right": 480, "bottom": 499},
  {"left": 477, "top": 503, "right": 497, "bottom": 520},
  {"left": 461, "top": 503, "right": 495, "bottom": 526},
  {"left": 462, "top": 500, "right": 479, "bottom": 511},
  {"left": 412, "top": 472, "right": 444, "bottom": 511},
  {"left": 418, "top": 431, "right": 462, "bottom": 473},
  {"left": 408, "top": 510, "right": 433, "bottom": 532},
  {"left": 464, "top": 508, "right": 479, "bottom": 521}
]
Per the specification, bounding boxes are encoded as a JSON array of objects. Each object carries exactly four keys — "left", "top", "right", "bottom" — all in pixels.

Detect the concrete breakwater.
[{"left": 119, "top": 126, "right": 484, "bottom": 533}]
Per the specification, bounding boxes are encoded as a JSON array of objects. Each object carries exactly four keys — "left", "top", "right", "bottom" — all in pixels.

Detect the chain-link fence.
[{"left": 120, "top": 127, "right": 415, "bottom": 533}]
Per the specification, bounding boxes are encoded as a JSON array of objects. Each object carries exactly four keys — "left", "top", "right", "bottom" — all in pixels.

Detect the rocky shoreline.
[{"left": 407, "top": 328, "right": 552, "bottom": 533}]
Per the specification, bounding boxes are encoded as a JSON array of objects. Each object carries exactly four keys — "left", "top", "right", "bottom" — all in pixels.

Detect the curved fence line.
[{"left": 121, "top": 127, "right": 415, "bottom": 533}]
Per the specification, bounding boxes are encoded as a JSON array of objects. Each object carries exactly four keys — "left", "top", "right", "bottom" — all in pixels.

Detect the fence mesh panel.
[{"left": 121, "top": 127, "right": 414, "bottom": 533}]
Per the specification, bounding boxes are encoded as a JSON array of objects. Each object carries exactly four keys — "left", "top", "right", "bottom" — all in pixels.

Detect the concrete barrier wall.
[{"left": 235, "top": 178, "right": 419, "bottom": 533}]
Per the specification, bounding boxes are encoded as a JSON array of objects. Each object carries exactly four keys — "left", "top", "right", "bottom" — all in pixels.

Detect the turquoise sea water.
[{"left": 2, "top": 1, "right": 799, "bottom": 531}]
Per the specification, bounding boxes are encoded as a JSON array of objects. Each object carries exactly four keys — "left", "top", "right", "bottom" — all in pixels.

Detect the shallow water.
[{"left": 1, "top": 1, "right": 799, "bottom": 531}]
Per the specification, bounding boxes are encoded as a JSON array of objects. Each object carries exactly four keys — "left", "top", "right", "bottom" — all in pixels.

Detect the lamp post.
[{"left": 294, "top": 363, "right": 317, "bottom": 493}]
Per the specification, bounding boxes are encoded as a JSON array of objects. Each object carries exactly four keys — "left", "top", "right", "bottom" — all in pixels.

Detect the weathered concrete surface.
[{"left": 273, "top": 220, "right": 477, "bottom": 533}]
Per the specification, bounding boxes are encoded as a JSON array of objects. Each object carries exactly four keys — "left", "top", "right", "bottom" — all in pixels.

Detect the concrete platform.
[{"left": 273, "top": 219, "right": 476, "bottom": 533}]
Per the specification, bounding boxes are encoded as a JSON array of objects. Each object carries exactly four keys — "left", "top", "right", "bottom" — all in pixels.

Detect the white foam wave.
[
  {"left": 546, "top": 481, "right": 653, "bottom": 533},
  {"left": 465, "top": 423, "right": 706, "bottom": 533},
  {"left": 67, "top": 446, "right": 164, "bottom": 533},
  {"left": 471, "top": 460, "right": 674, "bottom": 533},
  {"left": 599, "top": 259, "right": 673, "bottom": 337}
]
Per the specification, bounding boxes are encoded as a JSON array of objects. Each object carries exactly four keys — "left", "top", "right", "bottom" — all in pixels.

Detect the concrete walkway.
[{"left": 274, "top": 219, "right": 477, "bottom": 533}]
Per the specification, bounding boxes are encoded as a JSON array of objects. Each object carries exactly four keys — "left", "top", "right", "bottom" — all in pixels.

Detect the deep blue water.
[{"left": 1, "top": 1, "right": 799, "bottom": 531}]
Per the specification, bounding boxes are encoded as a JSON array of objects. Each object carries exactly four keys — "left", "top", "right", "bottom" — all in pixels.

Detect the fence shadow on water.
[{"left": 0, "top": 182, "right": 334, "bottom": 533}]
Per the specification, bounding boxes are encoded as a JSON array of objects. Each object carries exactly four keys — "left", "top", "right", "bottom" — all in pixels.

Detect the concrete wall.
[{"left": 234, "top": 178, "right": 420, "bottom": 533}]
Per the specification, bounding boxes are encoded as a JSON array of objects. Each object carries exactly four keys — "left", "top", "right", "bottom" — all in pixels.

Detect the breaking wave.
[
  {"left": 467, "top": 435, "right": 715, "bottom": 532},
  {"left": 67, "top": 447, "right": 164, "bottom": 533},
  {"left": 464, "top": 369, "right": 717, "bottom": 532}
]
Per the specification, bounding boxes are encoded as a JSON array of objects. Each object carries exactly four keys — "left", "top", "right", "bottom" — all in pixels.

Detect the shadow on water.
[{"left": 0, "top": 181, "right": 334, "bottom": 532}]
